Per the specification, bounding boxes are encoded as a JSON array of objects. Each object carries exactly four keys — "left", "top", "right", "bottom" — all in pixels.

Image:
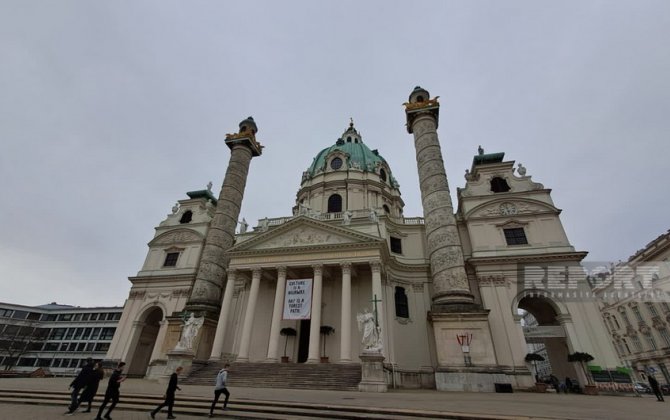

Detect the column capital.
[
  {"left": 251, "top": 267, "right": 262, "bottom": 279},
  {"left": 369, "top": 260, "right": 381, "bottom": 273},
  {"left": 340, "top": 262, "right": 352, "bottom": 275},
  {"left": 227, "top": 269, "right": 237, "bottom": 280},
  {"left": 276, "top": 266, "right": 287, "bottom": 277},
  {"left": 312, "top": 264, "right": 323, "bottom": 276}
]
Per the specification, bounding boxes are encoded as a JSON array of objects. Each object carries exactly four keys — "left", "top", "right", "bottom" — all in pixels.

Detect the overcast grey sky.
[{"left": 1, "top": 1, "right": 668, "bottom": 307}]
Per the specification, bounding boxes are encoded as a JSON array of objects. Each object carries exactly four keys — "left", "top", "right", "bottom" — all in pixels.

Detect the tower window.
[
  {"left": 390, "top": 237, "right": 402, "bottom": 254},
  {"left": 416, "top": 95, "right": 424, "bottom": 102},
  {"left": 330, "top": 157, "right": 343, "bottom": 170},
  {"left": 163, "top": 252, "right": 179, "bottom": 267},
  {"left": 347, "top": 136, "right": 352, "bottom": 142},
  {"left": 503, "top": 228, "right": 528, "bottom": 245},
  {"left": 395, "top": 287, "right": 409, "bottom": 318},
  {"left": 327, "top": 194, "right": 342, "bottom": 213},
  {"left": 179, "top": 210, "right": 193, "bottom": 224},
  {"left": 380, "top": 169, "right": 387, "bottom": 182},
  {"left": 490, "top": 177, "right": 511, "bottom": 193}
]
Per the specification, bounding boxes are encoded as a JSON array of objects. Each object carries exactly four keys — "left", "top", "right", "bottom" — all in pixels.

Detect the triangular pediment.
[{"left": 229, "top": 216, "right": 383, "bottom": 252}]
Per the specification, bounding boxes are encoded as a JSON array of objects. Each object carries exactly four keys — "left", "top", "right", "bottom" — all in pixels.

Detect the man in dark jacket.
[
  {"left": 95, "top": 361, "right": 126, "bottom": 420},
  {"left": 150, "top": 366, "right": 183, "bottom": 419},
  {"left": 67, "top": 358, "right": 94, "bottom": 414},
  {"left": 649, "top": 375, "right": 665, "bottom": 402}
]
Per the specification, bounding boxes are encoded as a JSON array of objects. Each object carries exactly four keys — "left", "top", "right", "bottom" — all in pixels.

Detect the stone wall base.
[{"left": 435, "top": 368, "right": 533, "bottom": 392}]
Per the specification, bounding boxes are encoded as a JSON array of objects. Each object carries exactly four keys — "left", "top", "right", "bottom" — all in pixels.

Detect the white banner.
[{"left": 283, "top": 278, "right": 313, "bottom": 320}]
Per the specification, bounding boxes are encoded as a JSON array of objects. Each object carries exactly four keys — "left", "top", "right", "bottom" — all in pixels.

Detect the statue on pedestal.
[
  {"left": 357, "top": 308, "right": 382, "bottom": 352},
  {"left": 175, "top": 313, "right": 204, "bottom": 351}
]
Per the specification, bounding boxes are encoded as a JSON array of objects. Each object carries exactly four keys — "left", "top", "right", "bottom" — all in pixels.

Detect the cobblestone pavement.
[
  {"left": 0, "top": 377, "right": 668, "bottom": 420},
  {"left": 0, "top": 403, "right": 207, "bottom": 420}
]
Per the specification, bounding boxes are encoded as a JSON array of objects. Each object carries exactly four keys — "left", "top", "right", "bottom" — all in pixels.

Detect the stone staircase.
[{"left": 182, "top": 361, "right": 363, "bottom": 391}]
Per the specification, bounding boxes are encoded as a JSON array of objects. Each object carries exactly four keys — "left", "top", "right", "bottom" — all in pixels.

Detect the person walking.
[
  {"left": 649, "top": 375, "right": 665, "bottom": 402},
  {"left": 78, "top": 362, "right": 105, "bottom": 413},
  {"left": 208, "top": 364, "right": 231, "bottom": 417},
  {"left": 66, "top": 358, "right": 94, "bottom": 414},
  {"left": 95, "top": 361, "right": 126, "bottom": 420},
  {"left": 564, "top": 377, "right": 572, "bottom": 394},
  {"left": 150, "top": 366, "right": 183, "bottom": 419}
]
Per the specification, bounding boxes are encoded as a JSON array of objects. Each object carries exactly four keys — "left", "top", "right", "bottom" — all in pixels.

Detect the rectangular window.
[
  {"left": 621, "top": 310, "right": 632, "bottom": 326},
  {"left": 44, "top": 314, "right": 57, "bottom": 321},
  {"left": 17, "top": 358, "right": 36, "bottom": 367},
  {"left": 95, "top": 343, "right": 110, "bottom": 352},
  {"left": 58, "top": 313, "right": 73, "bottom": 322},
  {"left": 659, "top": 329, "right": 670, "bottom": 348},
  {"left": 12, "top": 310, "right": 28, "bottom": 320},
  {"left": 73, "top": 314, "right": 82, "bottom": 322},
  {"left": 76, "top": 343, "right": 86, "bottom": 352},
  {"left": 111, "top": 313, "right": 122, "bottom": 321},
  {"left": 44, "top": 343, "right": 59, "bottom": 351},
  {"left": 99, "top": 328, "right": 116, "bottom": 340},
  {"left": 27, "top": 312, "right": 41, "bottom": 321},
  {"left": 394, "top": 286, "right": 409, "bottom": 318},
  {"left": 631, "top": 336, "right": 643, "bottom": 352},
  {"left": 82, "top": 328, "right": 92, "bottom": 340},
  {"left": 37, "top": 358, "right": 52, "bottom": 367},
  {"left": 59, "top": 343, "right": 69, "bottom": 351},
  {"left": 64, "top": 329, "right": 74, "bottom": 340},
  {"left": 53, "top": 358, "right": 63, "bottom": 367},
  {"left": 50, "top": 328, "right": 66, "bottom": 340},
  {"left": 647, "top": 303, "right": 659, "bottom": 317},
  {"left": 81, "top": 313, "right": 90, "bottom": 321},
  {"left": 89, "top": 314, "right": 98, "bottom": 321},
  {"left": 645, "top": 334, "right": 658, "bottom": 351},
  {"left": 85, "top": 343, "right": 95, "bottom": 352},
  {"left": 163, "top": 252, "right": 179, "bottom": 267},
  {"left": 389, "top": 237, "right": 403, "bottom": 254},
  {"left": 90, "top": 328, "right": 101, "bottom": 340},
  {"left": 503, "top": 228, "right": 528, "bottom": 245},
  {"left": 73, "top": 328, "right": 84, "bottom": 340},
  {"left": 632, "top": 306, "right": 643, "bottom": 323}
]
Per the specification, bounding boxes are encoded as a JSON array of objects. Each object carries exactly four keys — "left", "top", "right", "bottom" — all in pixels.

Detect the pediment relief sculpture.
[
  {"left": 468, "top": 200, "right": 556, "bottom": 219},
  {"left": 253, "top": 226, "right": 354, "bottom": 250},
  {"left": 151, "top": 229, "right": 203, "bottom": 246}
]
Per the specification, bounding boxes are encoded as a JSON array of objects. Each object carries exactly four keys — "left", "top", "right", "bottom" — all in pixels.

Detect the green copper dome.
[{"left": 304, "top": 122, "right": 399, "bottom": 188}]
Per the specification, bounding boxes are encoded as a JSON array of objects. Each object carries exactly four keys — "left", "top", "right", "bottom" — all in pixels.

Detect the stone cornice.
[{"left": 467, "top": 251, "right": 588, "bottom": 265}]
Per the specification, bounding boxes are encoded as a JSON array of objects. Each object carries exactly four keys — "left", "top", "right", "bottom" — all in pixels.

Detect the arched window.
[
  {"left": 179, "top": 210, "right": 193, "bottom": 224},
  {"left": 347, "top": 136, "right": 352, "bottom": 143},
  {"left": 416, "top": 95, "right": 424, "bottom": 102},
  {"left": 395, "top": 287, "right": 409, "bottom": 318},
  {"left": 327, "top": 194, "right": 342, "bottom": 213},
  {"left": 383, "top": 204, "right": 390, "bottom": 214},
  {"left": 379, "top": 168, "right": 387, "bottom": 182},
  {"left": 490, "top": 177, "right": 511, "bottom": 193}
]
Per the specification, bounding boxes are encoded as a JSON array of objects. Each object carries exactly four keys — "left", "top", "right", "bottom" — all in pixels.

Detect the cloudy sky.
[{"left": 1, "top": 1, "right": 668, "bottom": 307}]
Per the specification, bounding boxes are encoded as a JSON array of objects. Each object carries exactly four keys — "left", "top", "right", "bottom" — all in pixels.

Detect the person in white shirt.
[{"left": 208, "top": 363, "right": 231, "bottom": 417}]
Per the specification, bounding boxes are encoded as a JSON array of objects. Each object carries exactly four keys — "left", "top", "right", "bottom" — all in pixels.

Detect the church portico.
[{"left": 213, "top": 257, "right": 388, "bottom": 365}]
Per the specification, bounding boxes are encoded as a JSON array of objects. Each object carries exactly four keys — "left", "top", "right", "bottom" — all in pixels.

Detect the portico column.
[
  {"left": 209, "top": 270, "right": 237, "bottom": 360},
  {"left": 370, "top": 261, "right": 385, "bottom": 352},
  {"left": 340, "top": 263, "right": 352, "bottom": 362},
  {"left": 266, "top": 266, "right": 287, "bottom": 361},
  {"left": 307, "top": 264, "right": 323, "bottom": 363},
  {"left": 237, "top": 268, "right": 262, "bottom": 362}
]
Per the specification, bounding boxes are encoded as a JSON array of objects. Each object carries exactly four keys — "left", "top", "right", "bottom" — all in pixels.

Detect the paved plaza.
[{"left": 0, "top": 377, "right": 667, "bottom": 420}]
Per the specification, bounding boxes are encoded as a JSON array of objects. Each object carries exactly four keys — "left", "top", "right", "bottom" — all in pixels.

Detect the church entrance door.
[{"left": 297, "top": 319, "right": 311, "bottom": 363}]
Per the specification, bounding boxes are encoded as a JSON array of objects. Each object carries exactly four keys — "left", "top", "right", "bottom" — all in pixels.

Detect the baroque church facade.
[{"left": 107, "top": 87, "right": 620, "bottom": 391}]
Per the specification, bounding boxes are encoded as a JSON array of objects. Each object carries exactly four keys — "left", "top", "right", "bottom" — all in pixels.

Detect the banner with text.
[{"left": 283, "top": 278, "right": 313, "bottom": 320}]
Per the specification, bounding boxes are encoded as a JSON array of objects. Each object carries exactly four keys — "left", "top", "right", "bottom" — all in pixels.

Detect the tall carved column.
[
  {"left": 186, "top": 117, "right": 263, "bottom": 315},
  {"left": 307, "top": 264, "right": 323, "bottom": 363},
  {"left": 266, "top": 266, "right": 287, "bottom": 361},
  {"left": 209, "top": 270, "right": 237, "bottom": 360},
  {"left": 237, "top": 268, "right": 262, "bottom": 362},
  {"left": 340, "top": 262, "right": 352, "bottom": 362},
  {"left": 404, "top": 87, "right": 474, "bottom": 309}
]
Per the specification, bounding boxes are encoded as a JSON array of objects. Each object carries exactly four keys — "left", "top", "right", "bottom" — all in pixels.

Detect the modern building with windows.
[
  {"left": 108, "top": 88, "right": 619, "bottom": 391},
  {"left": 598, "top": 230, "right": 670, "bottom": 385},
  {"left": 0, "top": 301, "right": 122, "bottom": 374}
]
